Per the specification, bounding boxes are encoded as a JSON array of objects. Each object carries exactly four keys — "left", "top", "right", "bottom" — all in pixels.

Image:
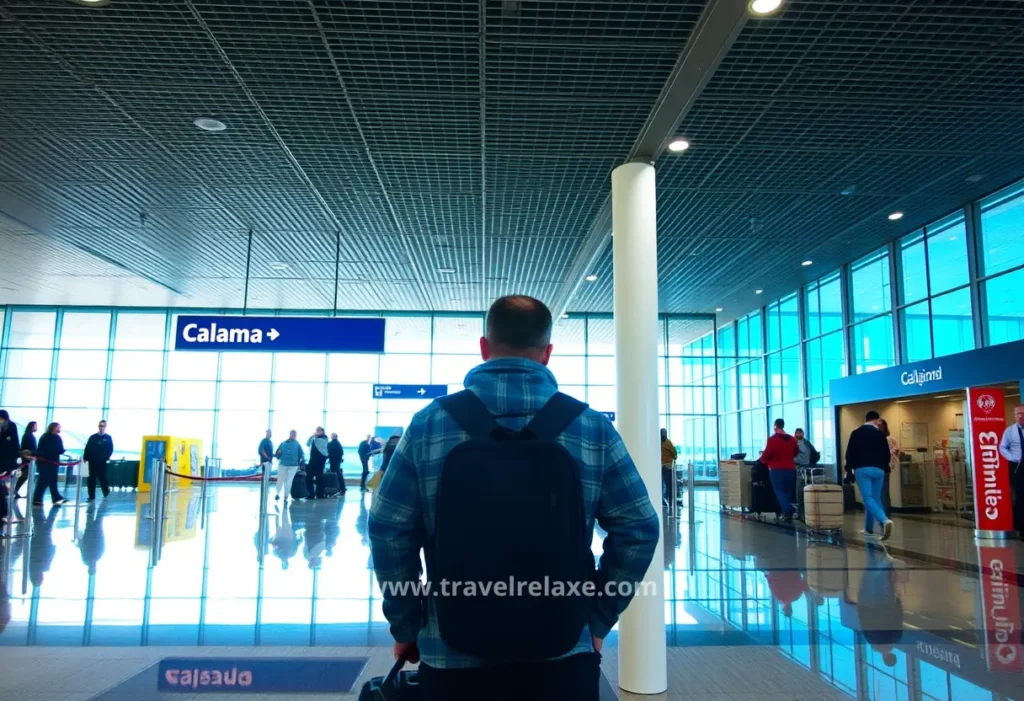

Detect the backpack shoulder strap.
[
  {"left": 525, "top": 392, "right": 588, "bottom": 441},
  {"left": 437, "top": 390, "right": 501, "bottom": 441}
]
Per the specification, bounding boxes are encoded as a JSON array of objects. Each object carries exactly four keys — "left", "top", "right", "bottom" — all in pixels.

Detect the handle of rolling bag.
[{"left": 359, "top": 653, "right": 421, "bottom": 701}]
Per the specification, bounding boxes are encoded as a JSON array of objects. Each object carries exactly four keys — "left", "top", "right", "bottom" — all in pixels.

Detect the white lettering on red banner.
[{"left": 969, "top": 387, "right": 1013, "bottom": 533}]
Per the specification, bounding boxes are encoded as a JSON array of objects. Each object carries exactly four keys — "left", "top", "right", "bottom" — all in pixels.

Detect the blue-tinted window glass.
[
  {"left": 720, "top": 414, "right": 739, "bottom": 458},
  {"left": 780, "top": 295, "right": 799, "bottom": 347},
  {"left": 820, "top": 330, "right": 845, "bottom": 391},
  {"left": 985, "top": 267, "right": 1024, "bottom": 345},
  {"left": 926, "top": 213, "right": 969, "bottom": 295},
  {"left": 9, "top": 311, "right": 56, "bottom": 348},
  {"left": 930, "top": 287, "right": 974, "bottom": 358},
  {"left": 900, "top": 232, "right": 927, "bottom": 305},
  {"left": 850, "top": 249, "right": 891, "bottom": 321},
  {"left": 980, "top": 180, "right": 1024, "bottom": 276},
  {"left": 60, "top": 312, "right": 111, "bottom": 349},
  {"left": 114, "top": 313, "right": 166, "bottom": 350},
  {"left": 853, "top": 315, "right": 895, "bottom": 374},
  {"left": 805, "top": 338, "right": 824, "bottom": 397},
  {"left": 804, "top": 283, "right": 821, "bottom": 338},
  {"left": 901, "top": 301, "right": 932, "bottom": 363},
  {"left": 738, "top": 359, "right": 764, "bottom": 410},
  {"left": 747, "top": 311, "right": 763, "bottom": 356},
  {"left": 767, "top": 353, "right": 783, "bottom": 405},
  {"left": 819, "top": 274, "right": 843, "bottom": 334},
  {"left": 718, "top": 367, "right": 736, "bottom": 413}
]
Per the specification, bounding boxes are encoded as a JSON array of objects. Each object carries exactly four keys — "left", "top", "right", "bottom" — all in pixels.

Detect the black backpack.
[{"left": 430, "top": 390, "right": 594, "bottom": 660}]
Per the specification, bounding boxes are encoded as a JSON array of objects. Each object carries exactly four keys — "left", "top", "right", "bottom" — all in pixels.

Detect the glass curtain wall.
[
  {"left": 0, "top": 310, "right": 720, "bottom": 479},
  {"left": 979, "top": 181, "right": 1024, "bottom": 344}
]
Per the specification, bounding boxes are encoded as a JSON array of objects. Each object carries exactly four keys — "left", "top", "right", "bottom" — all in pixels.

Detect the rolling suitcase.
[
  {"left": 291, "top": 469, "right": 309, "bottom": 500},
  {"left": 322, "top": 471, "right": 340, "bottom": 497},
  {"left": 804, "top": 483, "right": 844, "bottom": 532},
  {"left": 358, "top": 658, "right": 421, "bottom": 701}
]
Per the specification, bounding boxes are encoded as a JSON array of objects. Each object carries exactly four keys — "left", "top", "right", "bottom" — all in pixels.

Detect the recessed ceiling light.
[
  {"left": 715, "top": 307, "right": 723, "bottom": 312},
  {"left": 438, "top": 267, "right": 456, "bottom": 274},
  {"left": 585, "top": 274, "right": 598, "bottom": 282},
  {"left": 755, "top": 289, "right": 763, "bottom": 295},
  {"left": 750, "top": 0, "right": 782, "bottom": 15},
  {"left": 966, "top": 174, "right": 984, "bottom": 184},
  {"left": 71, "top": 0, "right": 110, "bottom": 6},
  {"left": 888, "top": 211, "right": 904, "bottom": 221},
  {"left": 269, "top": 262, "right": 290, "bottom": 270},
  {"left": 194, "top": 117, "right": 227, "bottom": 132},
  {"left": 668, "top": 139, "right": 690, "bottom": 153},
  {"left": 840, "top": 185, "right": 857, "bottom": 196},
  {"left": 801, "top": 260, "right": 813, "bottom": 267}
]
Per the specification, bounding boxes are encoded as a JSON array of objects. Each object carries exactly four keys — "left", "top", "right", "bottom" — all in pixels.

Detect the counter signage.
[
  {"left": 968, "top": 387, "right": 1013, "bottom": 535},
  {"left": 174, "top": 316, "right": 386, "bottom": 353}
]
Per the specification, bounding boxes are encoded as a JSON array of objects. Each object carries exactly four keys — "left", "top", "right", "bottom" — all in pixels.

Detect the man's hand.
[
  {"left": 394, "top": 641, "right": 420, "bottom": 664},
  {"left": 592, "top": 636, "right": 603, "bottom": 654}
]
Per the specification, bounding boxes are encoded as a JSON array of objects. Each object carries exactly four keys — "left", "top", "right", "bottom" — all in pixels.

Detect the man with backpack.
[{"left": 369, "top": 296, "right": 659, "bottom": 700}]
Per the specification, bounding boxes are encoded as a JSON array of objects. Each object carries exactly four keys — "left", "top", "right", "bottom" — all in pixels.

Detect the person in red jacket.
[{"left": 761, "top": 418, "right": 799, "bottom": 522}]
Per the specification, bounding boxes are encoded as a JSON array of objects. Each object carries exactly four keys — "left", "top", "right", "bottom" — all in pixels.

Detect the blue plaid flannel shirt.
[{"left": 368, "top": 357, "right": 660, "bottom": 669}]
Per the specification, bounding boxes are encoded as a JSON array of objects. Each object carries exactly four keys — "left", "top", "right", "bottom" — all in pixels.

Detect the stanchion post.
[
  {"left": 688, "top": 460, "right": 696, "bottom": 514},
  {"left": 4, "top": 474, "right": 15, "bottom": 541},
  {"left": 669, "top": 461, "right": 678, "bottom": 522},
  {"left": 73, "top": 461, "right": 85, "bottom": 541},
  {"left": 259, "top": 462, "right": 271, "bottom": 517},
  {"left": 23, "top": 464, "right": 35, "bottom": 538}
]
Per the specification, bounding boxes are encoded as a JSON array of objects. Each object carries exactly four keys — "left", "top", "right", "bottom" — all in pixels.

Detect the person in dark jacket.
[
  {"left": 0, "top": 410, "right": 20, "bottom": 523},
  {"left": 379, "top": 433, "right": 401, "bottom": 472},
  {"left": 33, "top": 422, "right": 68, "bottom": 507},
  {"left": 306, "top": 427, "right": 330, "bottom": 500},
  {"left": 357, "top": 434, "right": 380, "bottom": 491},
  {"left": 845, "top": 410, "right": 894, "bottom": 540},
  {"left": 83, "top": 419, "right": 114, "bottom": 501},
  {"left": 327, "top": 432, "right": 345, "bottom": 491},
  {"left": 760, "top": 418, "right": 799, "bottom": 522},
  {"left": 15, "top": 420, "right": 38, "bottom": 498},
  {"left": 258, "top": 429, "right": 274, "bottom": 469}
]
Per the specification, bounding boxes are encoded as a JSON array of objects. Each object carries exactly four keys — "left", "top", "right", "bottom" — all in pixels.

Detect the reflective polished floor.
[{"left": 0, "top": 485, "right": 1021, "bottom": 700}]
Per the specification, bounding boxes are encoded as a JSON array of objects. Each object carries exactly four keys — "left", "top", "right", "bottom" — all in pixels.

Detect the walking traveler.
[
  {"left": 33, "top": 422, "right": 68, "bottom": 507},
  {"left": 15, "top": 420, "right": 37, "bottom": 498},
  {"left": 328, "top": 432, "right": 344, "bottom": 478},
  {"left": 760, "top": 418, "right": 799, "bottom": 522},
  {"left": 258, "top": 429, "right": 274, "bottom": 472},
  {"left": 306, "top": 427, "right": 330, "bottom": 500},
  {"left": 0, "top": 410, "right": 20, "bottom": 524},
  {"left": 358, "top": 434, "right": 374, "bottom": 490},
  {"left": 661, "top": 427, "right": 676, "bottom": 507},
  {"left": 379, "top": 433, "right": 400, "bottom": 473},
  {"left": 369, "top": 295, "right": 659, "bottom": 701},
  {"left": 999, "top": 404, "right": 1024, "bottom": 535},
  {"left": 274, "top": 430, "right": 304, "bottom": 502},
  {"left": 83, "top": 419, "right": 114, "bottom": 501},
  {"left": 845, "top": 410, "right": 894, "bottom": 540}
]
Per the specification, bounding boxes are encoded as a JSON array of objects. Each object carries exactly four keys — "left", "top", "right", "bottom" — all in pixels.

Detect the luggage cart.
[{"left": 801, "top": 467, "right": 843, "bottom": 543}]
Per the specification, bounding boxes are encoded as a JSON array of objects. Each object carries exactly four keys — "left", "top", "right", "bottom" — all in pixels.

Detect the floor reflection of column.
[
  {"left": 254, "top": 511, "right": 268, "bottom": 646},
  {"left": 27, "top": 586, "right": 39, "bottom": 645},
  {"left": 197, "top": 508, "right": 212, "bottom": 646},
  {"left": 310, "top": 566, "right": 319, "bottom": 646},
  {"left": 83, "top": 571, "right": 95, "bottom": 646},
  {"left": 141, "top": 566, "right": 152, "bottom": 646},
  {"left": 853, "top": 632, "right": 869, "bottom": 701}
]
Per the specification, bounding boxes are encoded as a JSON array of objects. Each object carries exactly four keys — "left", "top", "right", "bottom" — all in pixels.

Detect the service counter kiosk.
[{"left": 829, "top": 339, "right": 1024, "bottom": 539}]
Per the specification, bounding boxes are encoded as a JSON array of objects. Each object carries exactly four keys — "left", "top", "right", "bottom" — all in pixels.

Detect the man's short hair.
[
  {"left": 866, "top": 410, "right": 880, "bottom": 422},
  {"left": 485, "top": 296, "right": 553, "bottom": 349},
  {"left": 0, "top": 410, "right": 8, "bottom": 421},
  {"left": 774, "top": 418, "right": 785, "bottom": 429}
]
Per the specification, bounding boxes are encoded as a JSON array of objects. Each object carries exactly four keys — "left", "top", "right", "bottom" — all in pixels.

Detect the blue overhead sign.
[
  {"left": 174, "top": 316, "right": 385, "bottom": 353},
  {"left": 373, "top": 384, "right": 448, "bottom": 400},
  {"left": 829, "top": 338, "right": 1024, "bottom": 406}
]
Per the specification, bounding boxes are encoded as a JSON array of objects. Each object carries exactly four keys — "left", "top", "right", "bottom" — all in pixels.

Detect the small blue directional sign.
[
  {"left": 600, "top": 411, "right": 616, "bottom": 421},
  {"left": 174, "top": 316, "right": 385, "bottom": 353},
  {"left": 373, "top": 384, "right": 448, "bottom": 400}
]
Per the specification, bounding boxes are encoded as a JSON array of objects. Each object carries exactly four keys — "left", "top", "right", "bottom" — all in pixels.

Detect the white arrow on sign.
[
  {"left": 268, "top": 328, "right": 280, "bottom": 341},
  {"left": 417, "top": 388, "right": 426, "bottom": 395}
]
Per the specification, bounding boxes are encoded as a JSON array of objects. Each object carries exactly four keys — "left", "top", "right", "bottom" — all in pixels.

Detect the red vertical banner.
[
  {"left": 968, "top": 387, "right": 1013, "bottom": 534},
  {"left": 977, "top": 544, "right": 1024, "bottom": 672}
]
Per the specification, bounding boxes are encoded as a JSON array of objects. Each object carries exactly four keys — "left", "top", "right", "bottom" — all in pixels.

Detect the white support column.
[{"left": 612, "top": 161, "right": 668, "bottom": 695}]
